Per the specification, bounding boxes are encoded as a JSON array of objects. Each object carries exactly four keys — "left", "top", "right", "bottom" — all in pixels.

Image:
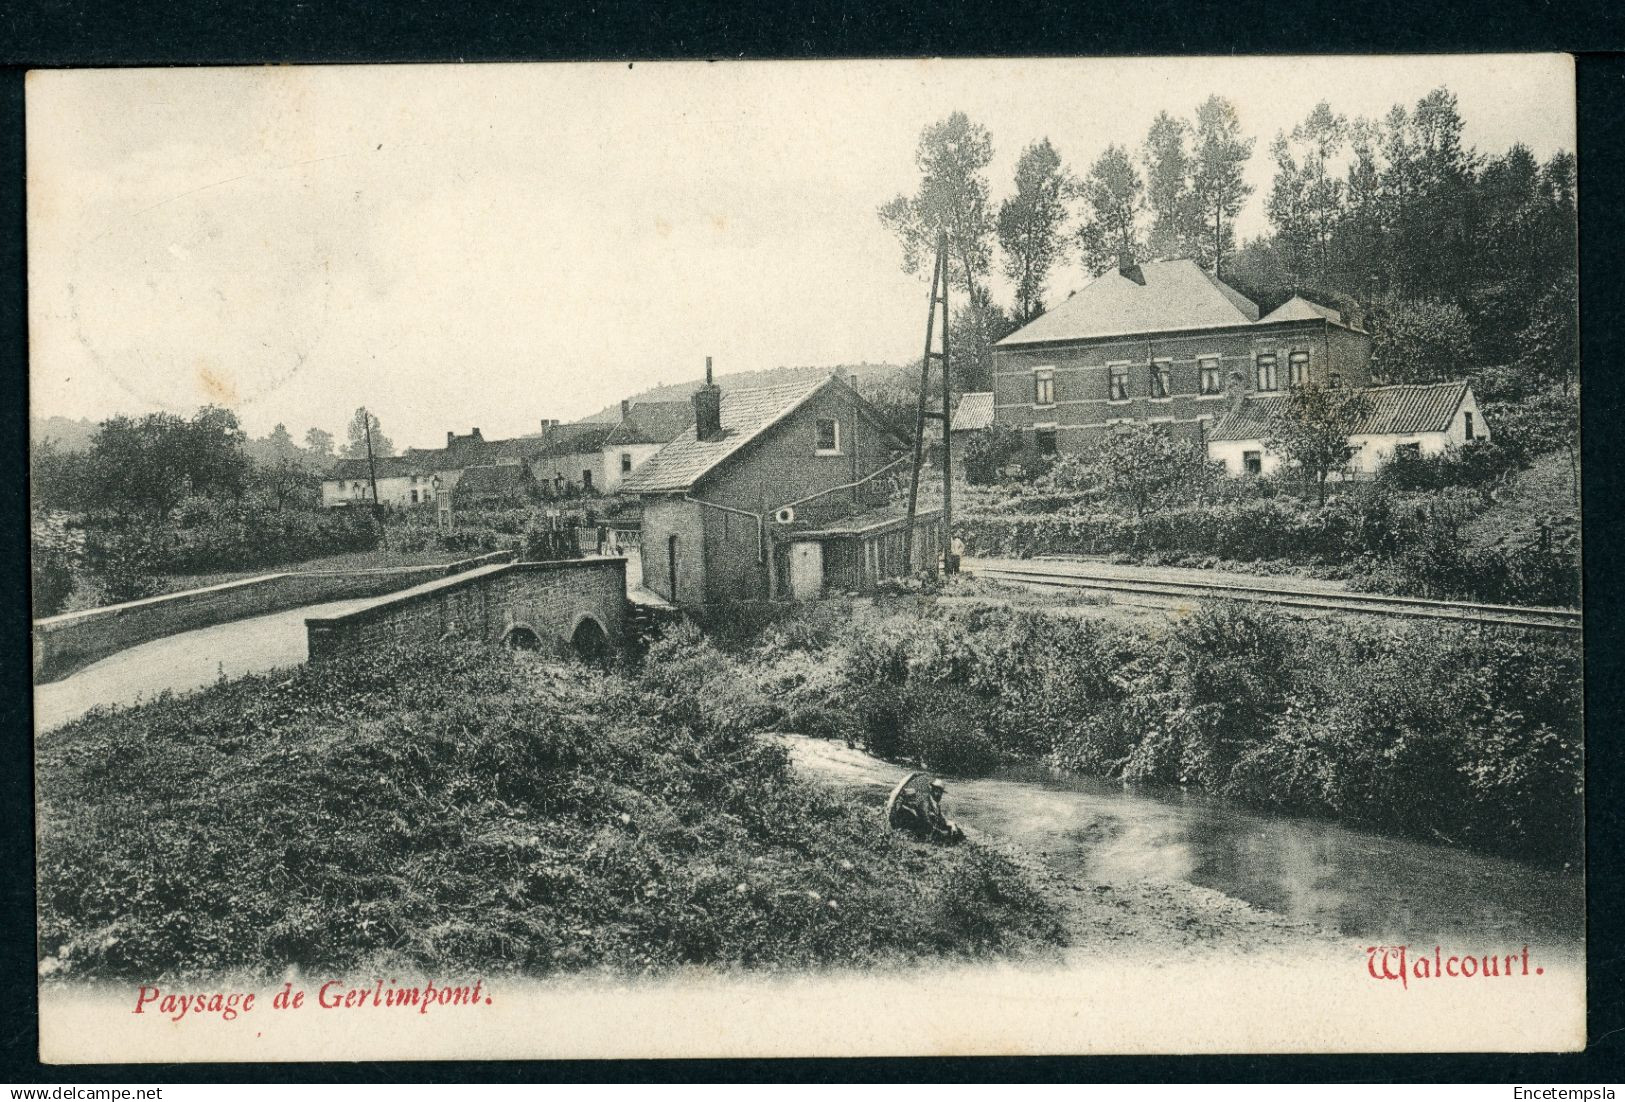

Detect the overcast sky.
[{"left": 28, "top": 55, "right": 1574, "bottom": 450}]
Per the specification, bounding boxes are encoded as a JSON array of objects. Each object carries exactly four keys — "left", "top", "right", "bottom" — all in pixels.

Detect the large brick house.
[
  {"left": 621, "top": 364, "right": 939, "bottom": 607},
  {"left": 992, "top": 257, "right": 1374, "bottom": 455}
]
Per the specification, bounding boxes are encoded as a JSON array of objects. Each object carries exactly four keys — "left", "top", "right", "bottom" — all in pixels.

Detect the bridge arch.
[
  {"left": 502, "top": 623, "right": 543, "bottom": 651},
  {"left": 568, "top": 612, "right": 611, "bottom": 659}
]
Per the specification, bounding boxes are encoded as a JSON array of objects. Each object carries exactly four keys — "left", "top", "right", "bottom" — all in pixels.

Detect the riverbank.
[
  {"left": 36, "top": 639, "right": 1066, "bottom": 983},
  {"left": 781, "top": 736, "right": 1338, "bottom": 957},
  {"left": 710, "top": 594, "right": 1583, "bottom": 868}
]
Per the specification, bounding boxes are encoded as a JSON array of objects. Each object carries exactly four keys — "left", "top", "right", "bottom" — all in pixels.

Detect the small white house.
[
  {"left": 1205, "top": 380, "right": 1490, "bottom": 478},
  {"left": 319, "top": 455, "right": 441, "bottom": 507}
]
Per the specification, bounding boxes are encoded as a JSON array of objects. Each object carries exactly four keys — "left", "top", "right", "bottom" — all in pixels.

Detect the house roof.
[
  {"left": 999, "top": 259, "right": 1262, "bottom": 347},
  {"left": 952, "top": 392, "right": 995, "bottom": 432},
  {"left": 621, "top": 374, "right": 900, "bottom": 495},
  {"left": 535, "top": 424, "right": 614, "bottom": 457},
  {"left": 605, "top": 401, "right": 696, "bottom": 447},
  {"left": 453, "top": 463, "right": 528, "bottom": 498},
  {"left": 325, "top": 455, "right": 434, "bottom": 481},
  {"left": 1206, "top": 381, "right": 1472, "bottom": 443},
  {"left": 1258, "top": 294, "right": 1353, "bottom": 329}
]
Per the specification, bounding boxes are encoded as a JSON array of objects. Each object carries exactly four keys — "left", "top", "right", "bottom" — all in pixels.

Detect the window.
[
  {"left": 1289, "top": 350, "right": 1310, "bottom": 388},
  {"left": 1151, "top": 361, "right": 1171, "bottom": 399},
  {"left": 410, "top": 489, "right": 419, "bottom": 504},
  {"left": 1033, "top": 370, "right": 1055, "bottom": 407},
  {"left": 816, "top": 417, "right": 841, "bottom": 454},
  {"left": 1199, "top": 357, "right": 1221, "bottom": 395},
  {"left": 1397, "top": 442, "right": 1422, "bottom": 455},
  {"left": 582, "top": 469, "right": 594, "bottom": 490},
  {"left": 1108, "top": 365, "right": 1130, "bottom": 402},
  {"left": 1328, "top": 371, "right": 1342, "bottom": 389},
  {"left": 1035, "top": 428, "right": 1057, "bottom": 455},
  {"left": 1463, "top": 412, "right": 1475, "bottom": 441},
  {"left": 1243, "top": 450, "right": 1263, "bottom": 476},
  {"left": 1255, "top": 354, "right": 1279, "bottom": 392},
  {"left": 621, "top": 452, "right": 633, "bottom": 474}
]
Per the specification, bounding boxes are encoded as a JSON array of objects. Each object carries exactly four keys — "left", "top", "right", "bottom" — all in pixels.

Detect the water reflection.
[{"left": 787, "top": 739, "right": 1583, "bottom": 953}]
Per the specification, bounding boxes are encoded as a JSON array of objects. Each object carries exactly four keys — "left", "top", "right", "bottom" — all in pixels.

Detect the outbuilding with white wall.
[{"left": 1205, "top": 380, "right": 1490, "bottom": 479}]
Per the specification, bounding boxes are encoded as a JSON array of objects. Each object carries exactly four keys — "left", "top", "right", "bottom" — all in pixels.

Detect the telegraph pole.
[
  {"left": 361, "top": 407, "right": 389, "bottom": 550},
  {"left": 904, "top": 229, "right": 954, "bottom": 575}
]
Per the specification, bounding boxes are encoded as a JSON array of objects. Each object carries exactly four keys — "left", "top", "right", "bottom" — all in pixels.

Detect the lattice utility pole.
[{"left": 903, "top": 229, "right": 955, "bottom": 575}]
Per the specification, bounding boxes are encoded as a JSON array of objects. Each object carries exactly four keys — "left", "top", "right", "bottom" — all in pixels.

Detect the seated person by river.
[{"left": 886, "top": 772, "right": 964, "bottom": 844}]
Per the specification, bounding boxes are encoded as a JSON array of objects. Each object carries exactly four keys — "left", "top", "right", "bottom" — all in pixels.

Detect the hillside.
[{"left": 582, "top": 362, "right": 914, "bottom": 421}]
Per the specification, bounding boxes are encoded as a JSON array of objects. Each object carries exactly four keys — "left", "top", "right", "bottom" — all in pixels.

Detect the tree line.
[
  {"left": 32, "top": 405, "right": 400, "bottom": 516},
  {"left": 879, "top": 88, "right": 1576, "bottom": 401}
]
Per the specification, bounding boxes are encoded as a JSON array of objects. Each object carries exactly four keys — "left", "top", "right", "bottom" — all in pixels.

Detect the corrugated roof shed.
[
  {"left": 952, "top": 392, "right": 995, "bottom": 432},
  {"left": 605, "top": 401, "right": 696, "bottom": 446},
  {"left": 999, "top": 259, "right": 1261, "bottom": 346},
  {"left": 619, "top": 376, "right": 839, "bottom": 494},
  {"left": 1206, "top": 381, "right": 1471, "bottom": 442}
]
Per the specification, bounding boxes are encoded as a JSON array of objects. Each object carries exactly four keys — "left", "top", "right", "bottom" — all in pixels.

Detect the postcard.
[{"left": 27, "top": 55, "right": 1583, "bottom": 1061}]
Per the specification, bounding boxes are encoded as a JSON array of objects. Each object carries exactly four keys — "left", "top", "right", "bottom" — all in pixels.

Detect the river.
[{"left": 782, "top": 736, "right": 1584, "bottom": 956}]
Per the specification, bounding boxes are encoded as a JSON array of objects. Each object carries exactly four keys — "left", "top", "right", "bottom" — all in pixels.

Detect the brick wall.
[
  {"left": 305, "top": 558, "right": 629, "bottom": 662},
  {"left": 32, "top": 550, "right": 515, "bottom": 684}
]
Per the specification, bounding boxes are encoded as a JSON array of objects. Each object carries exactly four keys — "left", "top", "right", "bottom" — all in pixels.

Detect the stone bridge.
[{"left": 305, "top": 558, "right": 630, "bottom": 661}]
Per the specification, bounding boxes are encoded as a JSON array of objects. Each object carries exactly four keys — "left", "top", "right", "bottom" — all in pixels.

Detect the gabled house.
[
  {"left": 599, "top": 400, "right": 696, "bottom": 493},
  {"left": 1206, "top": 380, "right": 1491, "bottom": 478},
  {"left": 993, "top": 257, "right": 1374, "bottom": 456},
  {"left": 620, "top": 362, "right": 938, "bottom": 607}
]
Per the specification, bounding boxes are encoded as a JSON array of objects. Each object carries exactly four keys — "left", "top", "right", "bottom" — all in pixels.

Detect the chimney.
[
  {"left": 472, "top": 428, "right": 482, "bottom": 440},
  {"left": 621, "top": 399, "right": 631, "bottom": 421},
  {"left": 447, "top": 431, "right": 455, "bottom": 447},
  {"left": 1118, "top": 251, "right": 1145, "bottom": 286},
  {"left": 693, "top": 356, "right": 723, "bottom": 442}
]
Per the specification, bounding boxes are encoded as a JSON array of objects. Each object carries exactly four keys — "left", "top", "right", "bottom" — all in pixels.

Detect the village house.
[
  {"left": 992, "top": 256, "right": 1375, "bottom": 455},
  {"left": 319, "top": 455, "right": 440, "bottom": 507},
  {"left": 598, "top": 400, "right": 696, "bottom": 493},
  {"left": 949, "top": 391, "right": 995, "bottom": 483},
  {"left": 1205, "top": 380, "right": 1491, "bottom": 478},
  {"left": 620, "top": 362, "right": 942, "bottom": 607}
]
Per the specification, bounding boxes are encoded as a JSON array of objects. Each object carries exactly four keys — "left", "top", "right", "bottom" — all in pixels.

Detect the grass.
[
  {"left": 36, "top": 639, "right": 1064, "bottom": 983},
  {"left": 60, "top": 548, "right": 470, "bottom": 613}
]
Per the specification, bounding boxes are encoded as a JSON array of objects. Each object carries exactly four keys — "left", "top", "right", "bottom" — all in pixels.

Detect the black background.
[{"left": 1, "top": 1, "right": 1621, "bottom": 1084}]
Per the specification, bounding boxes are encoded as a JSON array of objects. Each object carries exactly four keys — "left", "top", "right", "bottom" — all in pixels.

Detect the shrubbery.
[
  {"left": 79, "top": 500, "right": 380, "bottom": 580},
  {"left": 733, "top": 601, "right": 1581, "bottom": 866},
  {"left": 37, "top": 638, "right": 1063, "bottom": 981}
]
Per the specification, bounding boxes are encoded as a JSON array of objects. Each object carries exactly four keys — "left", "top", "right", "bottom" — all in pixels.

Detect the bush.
[
  {"left": 37, "top": 639, "right": 1063, "bottom": 981},
  {"left": 30, "top": 512, "right": 82, "bottom": 618},
  {"left": 728, "top": 600, "right": 1582, "bottom": 864},
  {"left": 1372, "top": 441, "right": 1524, "bottom": 495}
]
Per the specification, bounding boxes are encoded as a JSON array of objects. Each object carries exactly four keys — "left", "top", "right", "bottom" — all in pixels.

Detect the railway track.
[{"left": 966, "top": 559, "right": 1583, "bottom": 633}]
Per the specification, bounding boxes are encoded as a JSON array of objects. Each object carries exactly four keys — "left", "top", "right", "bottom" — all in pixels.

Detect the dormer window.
[{"left": 816, "top": 417, "right": 841, "bottom": 455}]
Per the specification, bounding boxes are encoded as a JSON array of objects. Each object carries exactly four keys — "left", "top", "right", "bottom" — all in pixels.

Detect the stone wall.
[
  {"left": 31, "top": 551, "right": 516, "bottom": 684},
  {"left": 305, "top": 558, "right": 629, "bottom": 662}
]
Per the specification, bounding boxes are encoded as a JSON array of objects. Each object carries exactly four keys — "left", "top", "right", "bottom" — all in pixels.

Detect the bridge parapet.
[
  {"left": 305, "top": 558, "right": 629, "bottom": 661},
  {"left": 31, "top": 550, "right": 518, "bottom": 684}
]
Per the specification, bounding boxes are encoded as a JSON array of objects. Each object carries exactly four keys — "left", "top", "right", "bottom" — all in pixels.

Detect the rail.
[{"left": 969, "top": 560, "right": 1581, "bottom": 633}]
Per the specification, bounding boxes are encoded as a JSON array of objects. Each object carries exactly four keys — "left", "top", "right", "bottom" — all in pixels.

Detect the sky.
[{"left": 28, "top": 55, "right": 1575, "bottom": 451}]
